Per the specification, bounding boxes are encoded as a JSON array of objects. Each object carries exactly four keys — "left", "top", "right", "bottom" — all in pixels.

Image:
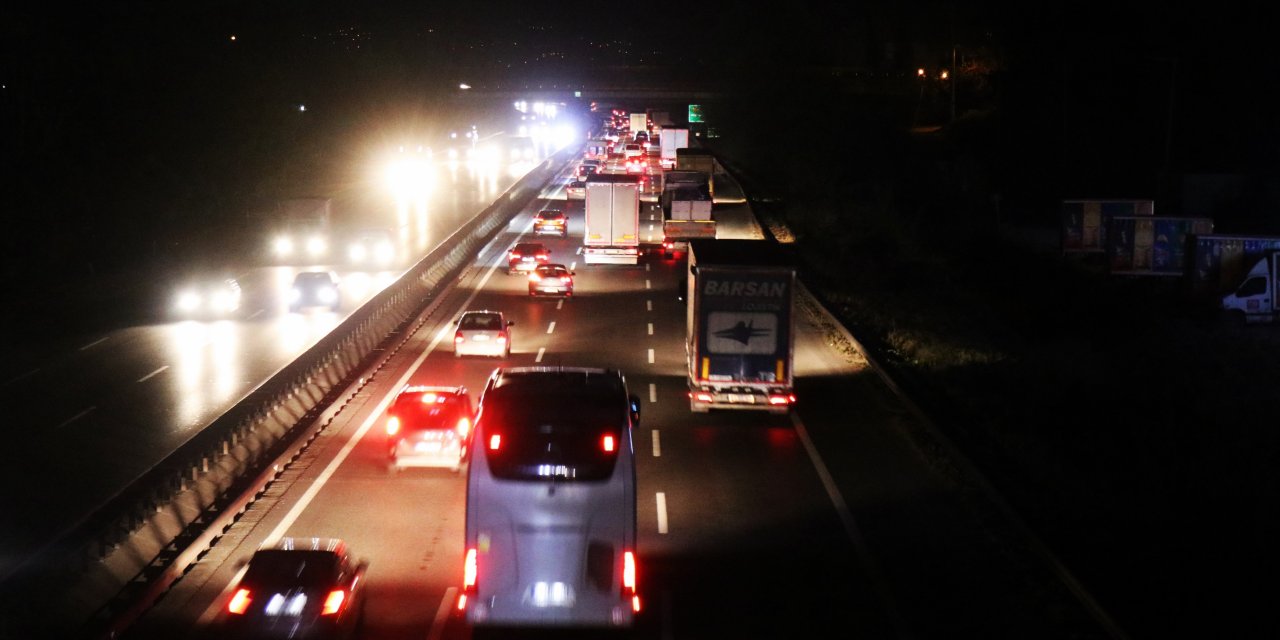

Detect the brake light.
[
  {"left": 454, "top": 331, "right": 464, "bottom": 344},
  {"left": 529, "top": 273, "right": 542, "bottom": 282},
  {"left": 464, "top": 548, "right": 478, "bottom": 591},
  {"left": 768, "top": 394, "right": 795, "bottom": 406},
  {"left": 537, "top": 254, "right": 549, "bottom": 262},
  {"left": 489, "top": 434, "right": 501, "bottom": 450},
  {"left": 321, "top": 589, "right": 346, "bottom": 616},
  {"left": 386, "top": 416, "right": 401, "bottom": 436},
  {"left": 602, "top": 435, "right": 615, "bottom": 452},
  {"left": 421, "top": 392, "right": 440, "bottom": 403},
  {"left": 561, "top": 276, "right": 572, "bottom": 284},
  {"left": 509, "top": 251, "right": 521, "bottom": 259},
  {"left": 623, "top": 550, "right": 637, "bottom": 593},
  {"left": 227, "top": 588, "right": 252, "bottom": 615},
  {"left": 456, "top": 417, "right": 471, "bottom": 438},
  {"left": 496, "top": 333, "right": 507, "bottom": 344}
]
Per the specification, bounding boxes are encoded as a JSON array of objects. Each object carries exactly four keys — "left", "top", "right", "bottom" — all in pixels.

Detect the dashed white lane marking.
[
  {"left": 547, "top": 321, "right": 556, "bottom": 334},
  {"left": 576, "top": 246, "right": 583, "bottom": 255},
  {"left": 137, "top": 366, "right": 169, "bottom": 383},
  {"left": 79, "top": 337, "right": 108, "bottom": 351},
  {"left": 646, "top": 300, "right": 652, "bottom": 311},
  {"left": 652, "top": 429, "right": 661, "bottom": 457},
  {"left": 645, "top": 279, "right": 651, "bottom": 289},
  {"left": 556, "top": 299, "right": 564, "bottom": 310},
  {"left": 55, "top": 406, "right": 96, "bottom": 430},
  {"left": 536, "top": 347, "right": 545, "bottom": 363},
  {"left": 648, "top": 348, "right": 655, "bottom": 364},
  {"left": 656, "top": 492, "right": 669, "bottom": 534},
  {"left": 646, "top": 263, "right": 651, "bottom": 271},
  {"left": 648, "top": 323, "right": 653, "bottom": 335},
  {"left": 570, "top": 261, "right": 577, "bottom": 270},
  {"left": 649, "top": 383, "right": 657, "bottom": 403}
]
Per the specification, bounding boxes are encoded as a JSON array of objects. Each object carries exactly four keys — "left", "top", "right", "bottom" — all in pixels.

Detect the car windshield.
[
  {"left": 537, "top": 266, "right": 568, "bottom": 277},
  {"left": 480, "top": 390, "right": 622, "bottom": 482},
  {"left": 460, "top": 314, "right": 502, "bottom": 330},
  {"left": 295, "top": 273, "right": 331, "bottom": 284},
  {"left": 242, "top": 550, "right": 337, "bottom": 588}
]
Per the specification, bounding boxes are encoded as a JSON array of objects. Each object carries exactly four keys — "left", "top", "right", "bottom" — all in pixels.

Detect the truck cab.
[{"left": 1222, "top": 251, "right": 1280, "bottom": 324}]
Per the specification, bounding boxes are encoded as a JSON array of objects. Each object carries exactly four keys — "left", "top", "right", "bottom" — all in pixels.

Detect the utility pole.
[{"left": 950, "top": 45, "right": 957, "bottom": 123}]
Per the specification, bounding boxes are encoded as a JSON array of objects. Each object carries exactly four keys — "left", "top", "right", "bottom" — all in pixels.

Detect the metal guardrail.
[{"left": 0, "top": 148, "right": 577, "bottom": 640}]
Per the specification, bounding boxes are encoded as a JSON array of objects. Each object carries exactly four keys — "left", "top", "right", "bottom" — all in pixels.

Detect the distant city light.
[
  {"left": 459, "top": 83, "right": 471, "bottom": 90},
  {"left": 298, "top": 104, "right": 307, "bottom": 112},
  {"left": 230, "top": 35, "right": 237, "bottom": 42}
]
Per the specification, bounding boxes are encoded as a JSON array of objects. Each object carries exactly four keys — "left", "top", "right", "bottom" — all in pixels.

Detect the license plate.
[
  {"left": 541, "top": 287, "right": 560, "bottom": 292},
  {"left": 415, "top": 442, "right": 442, "bottom": 452},
  {"left": 726, "top": 394, "right": 755, "bottom": 404},
  {"left": 473, "top": 334, "right": 489, "bottom": 341}
]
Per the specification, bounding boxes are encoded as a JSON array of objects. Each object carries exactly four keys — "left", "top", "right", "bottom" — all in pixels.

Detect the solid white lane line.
[
  {"left": 648, "top": 348, "right": 655, "bottom": 364},
  {"left": 201, "top": 240, "right": 510, "bottom": 626},
  {"left": 536, "top": 347, "right": 545, "bottom": 363},
  {"left": 651, "top": 430, "right": 661, "bottom": 457},
  {"left": 55, "top": 406, "right": 96, "bottom": 429},
  {"left": 649, "top": 383, "right": 656, "bottom": 403},
  {"left": 79, "top": 337, "right": 108, "bottom": 351},
  {"left": 646, "top": 300, "right": 652, "bottom": 311},
  {"left": 791, "top": 411, "right": 908, "bottom": 635},
  {"left": 547, "top": 321, "right": 556, "bottom": 334},
  {"left": 656, "top": 492, "right": 669, "bottom": 534},
  {"left": 137, "top": 366, "right": 169, "bottom": 383},
  {"left": 427, "top": 587, "right": 458, "bottom": 640}
]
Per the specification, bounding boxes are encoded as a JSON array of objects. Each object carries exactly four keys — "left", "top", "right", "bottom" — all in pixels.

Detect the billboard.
[{"left": 1106, "top": 216, "right": 1213, "bottom": 276}]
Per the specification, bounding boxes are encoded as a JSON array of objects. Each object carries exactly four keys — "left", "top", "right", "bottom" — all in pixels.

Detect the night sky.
[{"left": 4, "top": 1, "right": 1279, "bottom": 281}]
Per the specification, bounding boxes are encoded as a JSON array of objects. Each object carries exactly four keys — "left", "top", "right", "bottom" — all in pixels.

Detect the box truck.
[
  {"left": 686, "top": 239, "right": 797, "bottom": 413},
  {"left": 583, "top": 174, "right": 641, "bottom": 265}
]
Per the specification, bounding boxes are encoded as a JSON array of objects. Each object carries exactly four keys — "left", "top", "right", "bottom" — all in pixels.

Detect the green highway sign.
[{"left": 688, "top": 104, "right": 704, "bottom": 123}]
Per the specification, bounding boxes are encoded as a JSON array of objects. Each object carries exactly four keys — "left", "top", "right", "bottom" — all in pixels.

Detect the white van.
[{"left": 461, "top": 367, "right": 642, "bottom": 628}]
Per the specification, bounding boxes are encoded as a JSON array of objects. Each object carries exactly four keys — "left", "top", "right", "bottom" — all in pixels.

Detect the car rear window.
[
  {"left": 460, "top": 314, "right": 502, "bottom": 330},
  {"left": 392, "top": 395, "right": 465, "bottom": 431},
  {"left": 479, "top": 388, "right": 623, "bottom": 482},
  {"left": 243, "top": 550, "right": 337, "bottom": 588}
]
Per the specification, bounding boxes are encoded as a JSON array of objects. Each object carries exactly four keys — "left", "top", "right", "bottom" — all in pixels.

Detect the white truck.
[
  {"left": 629, "top": 112, "right": 648, "bottom": 138},
  {"left": 583, "top": 173, "right": 641, "bottom": 265},
  {"left": 270, "top": 197, "right": 333, "bottom": 262},
  {"left": 661, "top": 175, "right": 715, "bottom": 257},
  {"left": 1221, "top": 250, "right": 1280, "bottom": 324},
  {"left": 659, "top": 127, "right": 689, "bottom": 170}
]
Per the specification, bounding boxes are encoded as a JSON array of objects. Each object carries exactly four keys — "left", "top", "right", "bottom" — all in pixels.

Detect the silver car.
[{"left": 453, "top": 310, "right": 513, "bottom": 358}]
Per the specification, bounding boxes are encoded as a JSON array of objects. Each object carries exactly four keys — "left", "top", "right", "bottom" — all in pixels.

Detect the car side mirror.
[
  {"left": 569, "top": 271, "right": 576, "bottom": 276},
  {"left": 628, "top": 394, "right": 641, "bottom": 427},
  {"left": 506, "top": 320, "right": 515, "bottom": 327}
]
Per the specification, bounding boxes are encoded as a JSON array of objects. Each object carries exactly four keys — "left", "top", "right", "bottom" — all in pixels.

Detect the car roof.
[
  {"left": 262, "top": 537, "right": 348, "bottom": 554},
  {"left": 460, "top": 309, "right": 503, "bottom": 319},
  {"left": 513, "top": 242, "right": 546, "bottom": 250},
  {"left": 535, "top": 263, "right": 570, "bottom": 271}
]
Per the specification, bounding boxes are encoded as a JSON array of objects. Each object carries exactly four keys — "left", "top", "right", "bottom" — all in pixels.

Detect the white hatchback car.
[{"left": 453, "top": 310, "right": 513, "bottom": 358}]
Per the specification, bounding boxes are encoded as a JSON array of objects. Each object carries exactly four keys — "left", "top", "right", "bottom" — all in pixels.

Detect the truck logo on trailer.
[
  {"left": 707, "top": 312, "right": 777, "bottom": 354},
  {"left": 703, "top": 280, "right": 788, "bottom": 297},
  {"left": 713, "top": 320, "right": 771, "bottom": 346}
]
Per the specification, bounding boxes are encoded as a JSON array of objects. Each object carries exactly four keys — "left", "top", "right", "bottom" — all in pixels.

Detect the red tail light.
[
  {"left": 454, "top": 331, "right": 464, "bottom": 344},
  {"left": 321, "top": 589, "right": 347, "bottom": 616},
  {"left": 623, "top": 551, "right": 638, "bottom": 607},
  {"left": 537, "top": 254, "right": 549, "bottom": 262},
  {"left": 496, "top": 333, "right": 508, "bottom": 344},
  {"left": 489, "top": 434, "right": 501, "bottom": 450},
  {"left": 768, "top": 394, "right": 795, "bottom": 406},
  {"left": 386, "top": 416, "right": 401, "bottom": 436},
  {"left": 227, "top": 588, "right": 252, "bottom": 615},
  {"left": 602, "top": 435, "right": 615, "bottom": 452},
  {"left": 529, "top": 273, "right": 542, "bottom": 282},
  {"left": 456, "top": 417, "right": 471, "bottom": 438},
  {"left": 464, "top": 548, "right": 478, "bottom": 591},
  {"left": 561, "top": 277, "right": 572, "bottom": 284}
]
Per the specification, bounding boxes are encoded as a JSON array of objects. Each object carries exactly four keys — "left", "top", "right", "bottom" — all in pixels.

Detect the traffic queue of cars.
[{"left": 214, "top": 136, "right": 635, "bottom": 637}]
